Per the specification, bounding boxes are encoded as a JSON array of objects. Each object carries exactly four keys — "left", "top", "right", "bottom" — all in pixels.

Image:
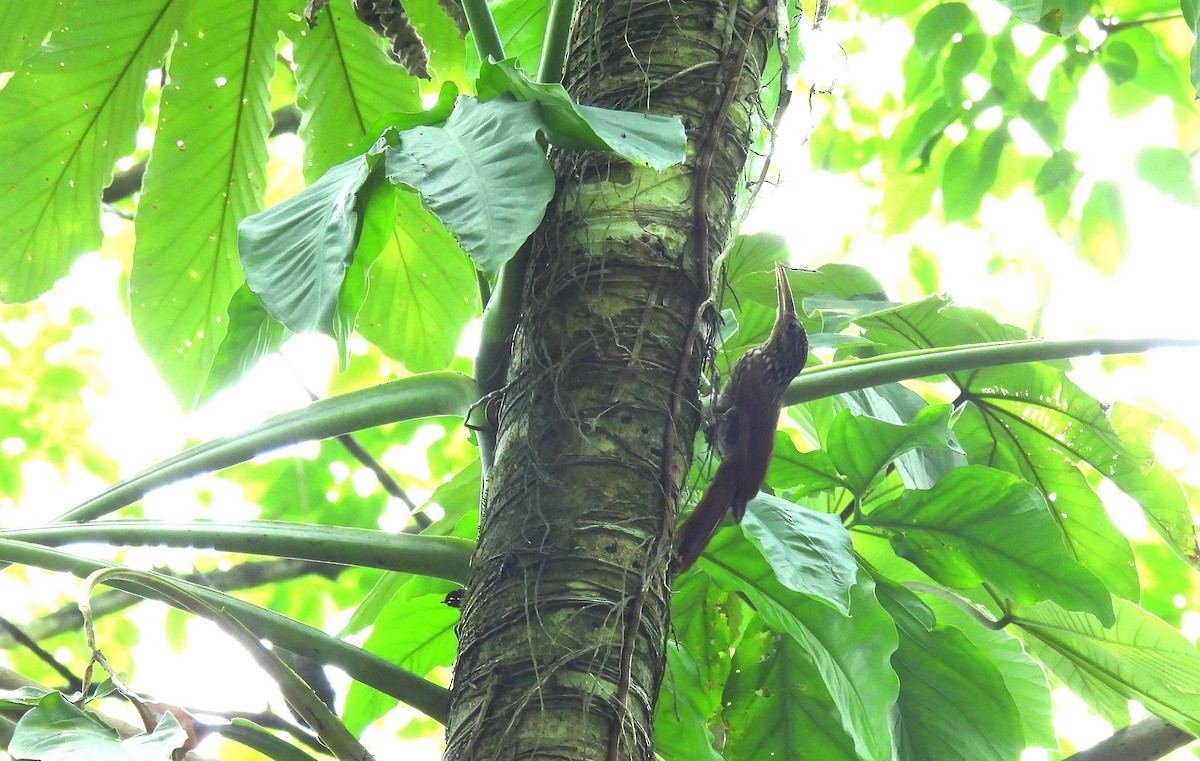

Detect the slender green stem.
[
  {"left": 83, "top": 567, "right": 373, "bottom": 761},
  {"left": 786, "top": 336, "right": 1200, "bottom": 406},
  {"left": 0, "top": 539, "right": 450, "bottom": 723},
  {"left": 474, "top": 245, "right": 530, "bottom": 475},
  {"left": 0, "top": 521, "right": 474, "bottom": 585},
  {"left": 462, "top": 0, "right": 505, "bottom": 62},
  {"left": 57, "top": 372, "right": 480, "bottom": 524},
  {"left": 218, "top": 721, "right": 322, "bottom": 761},
  {"left": 537, "top": 0, "right": 577, "bottom": 83}
]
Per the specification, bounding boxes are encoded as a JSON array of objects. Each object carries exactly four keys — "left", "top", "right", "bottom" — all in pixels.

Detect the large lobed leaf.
[
  {"left": 863, "top": 465, "right": 1114, "bottom": 625},
  {"left": 875, "top": 579, "right": 1025, "bottom": 761},
  {"left": 701, "top": 533, "right": 900, "bottom": 761},
  {"left": 856, "top": 298, "right": 1194, "bottom": 594},
  {"left": 1018, "top": 598, "right": 1200, "bottom": 736}
]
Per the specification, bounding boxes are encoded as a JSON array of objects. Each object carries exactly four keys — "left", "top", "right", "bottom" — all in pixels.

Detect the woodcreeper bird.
[{"left": 672, "top": 265, "right": 809, "bottom": 577}]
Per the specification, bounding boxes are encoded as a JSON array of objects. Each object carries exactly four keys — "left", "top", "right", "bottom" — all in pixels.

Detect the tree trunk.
[{"left": 446, "top": 2, "right": 774, "bottom": 759}]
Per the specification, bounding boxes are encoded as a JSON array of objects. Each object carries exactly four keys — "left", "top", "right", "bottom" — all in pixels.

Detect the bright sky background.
[{"left": 3, "top": 3, "right": 1200, "bottom": 759}]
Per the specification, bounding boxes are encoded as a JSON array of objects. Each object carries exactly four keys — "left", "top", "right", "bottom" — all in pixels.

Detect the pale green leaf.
[
  {"left": 722, "top": 617, "right": 859, "bottom": 761},
  {"left": 858, "top": 301, "right": 1144, "bottom": 599},
  {"left": 1077, "top": 180, "right": 1129, "bottom": 275},
  {"left": 702, "top": 534, "right": 899, "bottom": 761},
  {"left": 239, "top": 151, "right": 379, "bottom": 334},
  {"left": 0, "top": 0, "right": 181, "bottom": 302},
  {"left": 10, "top": 692, "right": 187, "bottom": 761},
  {"left": 384, "top": 96, "right": 554, "bottom": 271},
  {"left": 1134, "top": 146, "right": 1200, "bottom": 206},
  {"left": 200, "top": 284, "right": 291, "bottom": 404},
  {"left": 476, "top": 59, "right": 687, "bottom": 169},
  {"left": 876, "top": 580, "right": 1025, "bottom": 761},
  {"left": 742, "top": 494, "right": 857, "bottom": 613},
  {"left": 354, "top": 191, "right": 477, "bottom": 371},
  {"left": 343, "top": 592, "right": 458, "bottom": 734},
  {"left": 1019, "top": 598, "right": 1200, "bottom": 735},
  {"left": 863, "top": 465, "right": 1114, "bottom": 624},
  {"left": 923, "top": 596, "right": 1056, "bottom": 748},
  {"left": 827, "top": 405, "right": 958, "bottom": 495},
  {"left": 655, "top": 643, "right": 727, "bottom": 761},
  {"left": 131, "top": 0, "right": 285, "bottom": 410},
  {"left": 293, "top": 0, "right": 423, "bottom": 178}
]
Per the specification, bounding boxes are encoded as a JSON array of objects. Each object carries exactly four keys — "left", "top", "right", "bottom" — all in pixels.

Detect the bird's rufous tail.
[{"left": 671, "top": 465, "right": 739, "bottom": 578}]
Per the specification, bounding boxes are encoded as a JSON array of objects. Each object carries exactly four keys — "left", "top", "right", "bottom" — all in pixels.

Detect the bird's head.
[{"left": 764, "top": 265, "right": 810, "bottom": 384}]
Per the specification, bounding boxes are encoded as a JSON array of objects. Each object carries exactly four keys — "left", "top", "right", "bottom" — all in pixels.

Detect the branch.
[
  {"left": 1101, "top": 13, "right": 1184, "bottom": 33},
  {"left": 55, "top": 371, "right": 479, "bottom": 524},
  {"left": 0, "top": 616, "right": 82, "bottom": 692},
  {"left": 1064, "top": 716, "right": 1193, "bottom": 761},
  {"left": 786, "top": 337, "right": 1200, "bottom": 406},
  {"left": 0, "top": 558, "right": 340, "bottom": 649}
]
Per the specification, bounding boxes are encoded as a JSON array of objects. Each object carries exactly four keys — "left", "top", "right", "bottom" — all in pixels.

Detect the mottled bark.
[{"left": 446, "top": 2, "right": 774, "bottom": 759}]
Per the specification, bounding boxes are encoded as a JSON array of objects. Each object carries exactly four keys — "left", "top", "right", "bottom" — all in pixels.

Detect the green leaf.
[
  {"left": 1134, "top": 146, "right": 1200, "bottom": 206},
  {"left": 1018, "top": 598, "right": 1200, "bottom": 735},
  {"left": 670, "top": 573, "right": 738, "bottom": 713},
  {"left": 1100, "top": 40, "right": 1139, "bottom": 84},
  {"left": 876, "top": 581, "right": 1025, "bottom": 761},
  {"left": 742, "top": 494, "right": 857, "bottom": 613},
  {"left": 894, "top": 100, "right": 960, "bottom": 169},
  {"left": 476, "top": 59, "right": 687, "bottom": 170},
  {"left": 881, "top": 171, "right": 938, "bottom": 235},
  {"left": 201, "top": 284, "right": 291, "bottom": 404},
  {"left": 1185, "top": 0, "right": 1200, "bottom": 94},
  {"left": 655, "top": 642, "right": 727, "bottom": 761},
  {"left": 996, "top": 0, "right": 1088, "bottom": 34},
  {"left": 344, "top": 592, "right": 459, "bottom": 734},
  {"left": 354, "top": 191, "right": 477, "bottom": 371},
  {"left": 942, "top": 129, "right": 1007, "bottom": 223},
  {"left": 130, "top": 0, "right": 285, "bottom": 410},
  {"left": 766, "top": 434, "right": 850, "bottom": 495},
  {"left": 293, "top": 0, "right": 424, "bottom": 178},
  {"left": 239, "top": 149, "right": 382, "bottom": 335},
  {"left": 863, "top": 465, "right": 1115, "bottom": 625},
  {"left": 922, "top": 596, "right": 1056, "bottom": 748},
  {"left": 912, "top": 4, "right": 975, "bottom": 57},
  {"left": 827, "top": 405, "right": 958, "bottom": 496},
  {"left": 702, "top": 534, "right": 899, "bottom": 761},
  {"left": 1106, "top": 402, "right": 1197, "bottom": 565},
  {"left": 942, "top": 33, "right": 986, "bottom": 104},
  {"left": 0, "top": 0, "right": 181, "bottom": 302},
  {"left": 0, "top": 1, "right": 69, "bottom": 73},
  {"left": 722, "top": 617, "right": 859, "bottom": 761},
  {"left": 1033, "top": 150, "right": 1081, "bottom": 197},
  {"left": 384, "top": 96, "right": 554, "bottom": 271},
  {"left": 332, "top": 176, "right": 398, "bottom": 368},
  {"left": 838, "top": 385, "right": 966, "bottom": 490},
  {"left": 1076, "top": 180, "right": 1129, "bottom": 275},
  {"left": 0, "top": 687, "right": 50, "bottom": 709},
  {"left": 466, "top": 0, "right": 547, "bottom": 76},
  {"left": 857, "top": 301, "right": 1146, "bottom": 598},
  {"left": 10, "top": 692, "right": 187, "bottom": 761}
]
